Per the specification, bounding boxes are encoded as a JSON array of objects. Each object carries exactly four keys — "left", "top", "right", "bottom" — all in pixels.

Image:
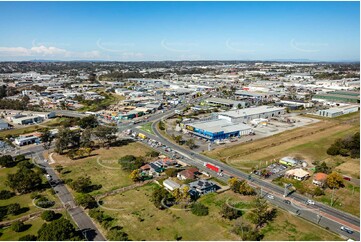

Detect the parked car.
[
  {"left": 340, "top": 226, "right": 353, "bottom": 234},
  {"left": 267, "top": 194, "right": 274, "bottom": 200}
]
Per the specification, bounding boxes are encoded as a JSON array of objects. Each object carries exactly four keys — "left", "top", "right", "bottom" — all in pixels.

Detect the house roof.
[
  {"left": 285, "top": 168, "right": 310, "bottom": 178},
  {"left": 188, "top": 179, "right": 216, "bottom": 190},
  {"left": 314, "top": 172, "right": 328, "bottom": 181},
  {"left": 163, "top": 178, "right": 181, "bottom": 190}
]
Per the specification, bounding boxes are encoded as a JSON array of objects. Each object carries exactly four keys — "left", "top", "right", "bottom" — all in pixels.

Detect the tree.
[
  {"left": 7, "top": 203, "right": 21, "bottom": 215},
  {"left": 6, "top": 167, "right": 42, "bottom": 194},
  {"left": 0, "top": 190, "right": 14, "bottom": 200},
  {"left": 146, "top": 150, "right": 160, "bottom": 157},
  {"left": 315, "top": 161, "right": 331, "bottom": 174},
  {"left": 41, "top": 210, "right": 56, "bottom": 222},
  {"left": 232, "top": 219, "right": 263, "bottom": 241},
  {"left": 172, "top": 135, "right": 183, "bottom": 144},
  {"left": 239, "top": 180, "right": 256, "bottom": 195},
  {"left": 17, "top": 160, "right": 34, "bottom": 170},
  {"left": 0, "top": 155, "right": 15, "bottom": 168},
  {"left": 78, "top": 115, "right": 98, "bottom": 129},
  {"left": 185, "top": 139, "right": 196, "bottom": 149},
  {"left": 326, "top": 172, "right": 344, "bottom": 189},
  {"left": 75, "top": 194, "right": 97, "bottom": 209},
  {"left": 54, "top": 127, "right": 72, "bottom": 154},
  {"left": 191, "top": 203, "right": 209, "bottom": 216},
  {"left": 18, "top": 234, "right": 37, "bottom": 241},
  {"left": 41, "top": 129, "right": 54, "bottom": 150},
  {"left": 107, "top": 227, "right": 129, "bottom": 241},
  {"left": 151, "top": 186, "right": 170, "bottom": 209},
  {"left": 228, "top": 177, "right": 241, "bottom": 192},
  {"left": 119, "top": 156, "right": 144, "bottom": 172},
  {"left": 80, "top": 128, "right": 93, "bottom": 148},
  {"left": 93, "top": 125, "right": 117, "bottom": 147},
  {"left": 247, "top": 197, "right": 277, "bottom": 228},
  {"left": 129, "top": 169, "right": 142, "bottom": 182},
  {"left": 37, "top": 218, "right": 80, "bottom": 241},
  {"left": 11, "top": 221, "right": 26, "bottom": 232},
  {"left": 220, "top": 204, "right": 241, "bottom": 220},
  {"left": 35, "top": 196, "right": 55, "bottom": 208},
  {"left": 165, "top": 168, "right": 178, "bottom": 177},
  {"left": 70, "top": 176, "right": 92, "bottom": 193}
]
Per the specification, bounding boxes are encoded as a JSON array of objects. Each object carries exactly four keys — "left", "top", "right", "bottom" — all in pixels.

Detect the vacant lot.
[
  {"left": 98, "top": 184, "right": 341, "bottom": 241},
  {"left": 205, "top": 112, "right": 360, "bottom": 176},
  {"left": 99, "top": 183, "right": 240, "bottom": 241},
  {"left": 51, "top": 142, "right": 153, "bottom": 195}
]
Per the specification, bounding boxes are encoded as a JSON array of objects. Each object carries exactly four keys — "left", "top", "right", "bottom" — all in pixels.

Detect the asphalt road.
[
  {"left": 129, "top": 110, "right": 360, "bottom": 241},
  {"left": 20, "top": 147, "right": 106, "bottom": 241}
]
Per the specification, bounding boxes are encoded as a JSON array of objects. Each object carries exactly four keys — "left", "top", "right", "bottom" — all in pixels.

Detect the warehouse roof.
[
  {"left": 189, "top": 119, "right": 252, "bottom": 133},
  {"left": 206, "top": 97, "right": 240, "bottom": 105},
  {"left": 218, "top": 106, "right": 285, "bottom": 118}
]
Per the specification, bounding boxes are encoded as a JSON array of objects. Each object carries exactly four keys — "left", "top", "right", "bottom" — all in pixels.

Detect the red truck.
[{"left": 204, "top": 162, "right": 221, "bottom": 173}]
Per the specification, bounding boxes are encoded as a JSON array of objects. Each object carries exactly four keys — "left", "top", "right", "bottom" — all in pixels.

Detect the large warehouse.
[
  {"left": 183, "top": 119, "right": 253, "bottom": 141},
  {"left": 182, "top": 105, "right": 286, "bottom": 141},
  {"left": 216, "top": 106, "right": 286, "bottom": 123}
]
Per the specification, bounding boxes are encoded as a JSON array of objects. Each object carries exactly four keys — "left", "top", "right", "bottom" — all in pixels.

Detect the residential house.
[
  {"left": 285, "top": 168, "right": 310, "bottom": 181},
  {"left": 312, "top": 173, "right": 328, "bottom": 187},
  {"left": 188, "top": 179, "right": 218, "bottom": 196},
  {"left": 177, "top": 167, "right": 199, "bottom": 181}
]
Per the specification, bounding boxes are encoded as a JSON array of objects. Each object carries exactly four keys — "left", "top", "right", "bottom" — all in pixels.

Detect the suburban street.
[{"left": 17, "top": 147, "right": 106, "bottom": 241}]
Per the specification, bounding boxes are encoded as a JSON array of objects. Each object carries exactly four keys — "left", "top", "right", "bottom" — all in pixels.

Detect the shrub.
[
  {"left": 7, "top": 203, "right": 21, "bottom": 215},
  {"left": 0, "top": 190, "right": 14, "bottom": 200},
  {"left": 18, "top": 234, "right": 37, "bottom": 241},
  {"left": 191, "top": 203, "right": 209, "bottom": 216},
  {"left": 11, "top": 221, "right": 26, "bottom": 232},
  {"left": 220, "top": 204, "right": 241, "bottom": 220},
  {"left": 36, "top": 197, "right": 55, "bottom": 208},
  {"left": 41, "top": 210, "right": 56, "bottom": 222}
]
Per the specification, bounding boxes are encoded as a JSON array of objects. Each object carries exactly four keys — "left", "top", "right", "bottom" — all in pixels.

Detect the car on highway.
[
  {"left": 283, "top": 199, "right": 291, "bottom": 205},
  {"left": 306, "top": 199, "right": 315, "bottom": 205},
  {"left": 340, "top": 226, "right": 354, "bottom": 234},
  {"left": 267, "top": 194, "right": 274, "bottom": 199}
]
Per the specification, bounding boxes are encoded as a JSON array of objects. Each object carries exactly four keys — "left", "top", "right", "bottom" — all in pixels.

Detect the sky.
[{"left": 0, "top": 1, "right": 359, "bottom": 62}]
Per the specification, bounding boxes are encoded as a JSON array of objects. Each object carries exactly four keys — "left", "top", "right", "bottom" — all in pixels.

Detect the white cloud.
[
  {"left": 30, "top": 45, "right": 68, "bottom": 56},
  {"left": 0, "top": 47, "right": 30, "bottom": 56},
  {"left": 0, "top": 45, "right": 105, "bottom": 60}
]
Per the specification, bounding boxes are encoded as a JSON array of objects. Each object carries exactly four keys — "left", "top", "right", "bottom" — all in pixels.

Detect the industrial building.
[
  {"left": 312, "top": 91, "right": 360, "bottom": 104},
  {"left": 183, "top": 119, "right": 253, "bottom": 141},
  {"left": 216, "top": 106, "right": 286, "bottom": 123},
  {"left": 203, "top": 97, "right": 247, "bottom": 109},
  {"left": 316, "top": 105, "right": 359, "bottom": 118}
]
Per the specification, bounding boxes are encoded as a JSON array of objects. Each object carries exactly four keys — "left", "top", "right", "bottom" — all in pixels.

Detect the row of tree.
[{"left": 327, "top": 132, "right": 360, "bottom": 158}]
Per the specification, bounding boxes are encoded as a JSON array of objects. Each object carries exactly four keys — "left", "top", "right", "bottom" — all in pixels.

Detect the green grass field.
[
  {"left": 98, "top": 184, "right": 341, "bottom": 241},
  {"left": 139, "top": 122, "right": 155, "bottom": 135},
  {"left": 0, "top": 216, "right": 44, "bottom": 241},
  {"left": 51, "top": 142, "right": 153, "bottom": 195}
]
